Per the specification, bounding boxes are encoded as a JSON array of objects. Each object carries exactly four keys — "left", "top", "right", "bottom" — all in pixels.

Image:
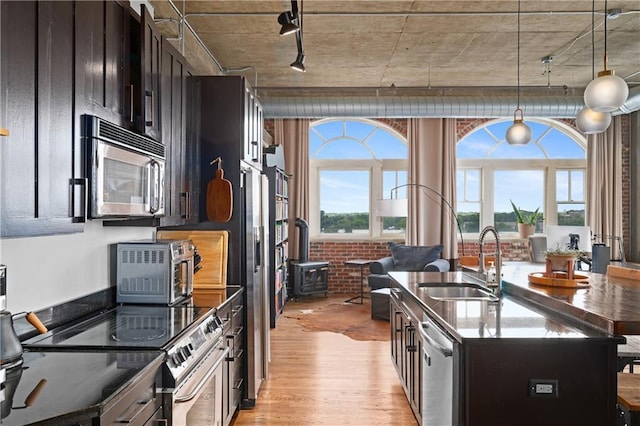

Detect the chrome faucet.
[{"left": 478, "top": 226, "right": 502, "bottom": 298}]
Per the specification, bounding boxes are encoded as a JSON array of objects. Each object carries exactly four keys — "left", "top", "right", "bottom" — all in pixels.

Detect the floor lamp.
[{"left": 376, "top": 183, "right": 465, "bottom": 257}]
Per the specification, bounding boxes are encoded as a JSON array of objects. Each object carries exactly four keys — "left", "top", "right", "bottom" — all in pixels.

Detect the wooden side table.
[{"left": 344, "top": 259, "right": 373, "bottom": 304}]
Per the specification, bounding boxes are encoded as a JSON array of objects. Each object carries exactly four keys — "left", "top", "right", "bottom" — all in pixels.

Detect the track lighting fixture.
[
  {"left": 278, "top": 0, "right": 299, "bottom": 36},
  {"left": 290, "top": 51, "right": 305, "bottom": 72},
  {"left": 278, "top": 11, "right": 299, "bottom": 36},
  {"left": 583, "top": 0, "right": 628, "bottom": 112},
  {"left": 505, "top": 0, "right": 531, "bottom": 145}
]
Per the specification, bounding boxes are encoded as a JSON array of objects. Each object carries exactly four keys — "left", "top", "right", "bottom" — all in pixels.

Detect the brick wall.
[{"left": 308, "top": 239, "right": 531, "bottom": 294}]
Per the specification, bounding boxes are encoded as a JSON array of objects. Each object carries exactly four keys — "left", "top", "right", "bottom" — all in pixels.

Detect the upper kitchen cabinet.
[
  {"left": 159, "top": 38, "right": 200, "bottom": 226},
  {"left": 74, "top": 0, "right": 131, "bottom": 127},
  {"left": 0, "top": 1, "right": 82, "bottom": 237},
  {"left": 199, "top": 76, "right": 264, "bottom": 170},
  {"left": 129, "top": 4, "right": 162, "bottom": 141}
]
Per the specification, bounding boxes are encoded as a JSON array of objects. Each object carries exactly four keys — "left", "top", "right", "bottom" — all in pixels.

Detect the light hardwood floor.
[{"left": 230, "top": 294, "right": 418, "bottom": 425}]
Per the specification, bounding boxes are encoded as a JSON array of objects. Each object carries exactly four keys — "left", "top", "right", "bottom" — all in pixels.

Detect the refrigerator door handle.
[{"left": 254, "top": 226, "right": 261, "bottom": 272}]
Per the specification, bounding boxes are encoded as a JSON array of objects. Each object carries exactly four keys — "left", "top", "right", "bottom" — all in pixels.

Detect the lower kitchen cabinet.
[
  {"left": 390, "top": 289, "right": 422, "bottom": 422},
  {"left": 218, "top": 287, "right": 245, "bottom": 425}
]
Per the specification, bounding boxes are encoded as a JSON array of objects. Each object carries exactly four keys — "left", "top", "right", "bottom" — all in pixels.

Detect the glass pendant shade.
[
  {"left": 506, "top": 109, "right": 531, "bottom": 145},
  {"left": 576, "top": 106, "right": 611, "bottom": 134},
  {"left": 584, "top": 70, "right": 629, "bottom": 112}
]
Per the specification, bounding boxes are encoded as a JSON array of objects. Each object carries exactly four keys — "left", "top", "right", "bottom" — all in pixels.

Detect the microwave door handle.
[{"left": 148, "top": 160, "right": 160, "bottom": 214}]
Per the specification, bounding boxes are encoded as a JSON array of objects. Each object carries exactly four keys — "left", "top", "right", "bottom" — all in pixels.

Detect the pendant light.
[
  {"left": 583, "top": 0, "right": 628, "bottom": 112},
  {"left": 506, "top": 0, "right": 531, "bottom": 145},
  {"left": 577, "top": 0, "right": 612, "bottom": 133}
]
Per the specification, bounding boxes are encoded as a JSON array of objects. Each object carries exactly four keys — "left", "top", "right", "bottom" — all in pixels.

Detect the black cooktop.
[
  {"left": 22, "top": 304, "right": 209, "bottom": 350},
  {"left": 1, "top": 350, "right": 164, "bottom": 425}
]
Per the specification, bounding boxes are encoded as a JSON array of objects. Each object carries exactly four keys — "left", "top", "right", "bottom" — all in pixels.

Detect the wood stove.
[{"left": 290, "top": 218, "right": 329, "bottom": 300}]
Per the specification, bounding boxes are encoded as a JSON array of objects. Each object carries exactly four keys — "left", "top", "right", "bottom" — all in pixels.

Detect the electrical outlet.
[{"left": 529, "top": 379, "right": 559, "bottom": 398}]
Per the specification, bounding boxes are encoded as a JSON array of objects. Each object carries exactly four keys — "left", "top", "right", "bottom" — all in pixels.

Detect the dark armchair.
[{"left": 368, "top": 243, "right": 450, "bottom": 290}]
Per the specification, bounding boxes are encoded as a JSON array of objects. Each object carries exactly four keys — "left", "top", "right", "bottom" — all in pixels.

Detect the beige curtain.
[
  {"left": 586, "top": 115, "right": 624, "bottom": 260},
  {"left": 275, "top": 119, "right": 310, "bottom": 261},
  {"left": 406, "top": 118, "right": 458, "bottom": 260}
]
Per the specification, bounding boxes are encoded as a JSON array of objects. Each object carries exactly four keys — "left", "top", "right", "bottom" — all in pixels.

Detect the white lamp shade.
[
  {"left": 376, "top": 198, "right": 407, "bottom": 217},
  {"left": 576, "top": 106, "right": 611, "bottom": 134},
  {"left": 505, "top": 120, "right": 532, "bottom": 145},
  {"left": 583, "top": 73, "right": 629, "bottom": 112}
]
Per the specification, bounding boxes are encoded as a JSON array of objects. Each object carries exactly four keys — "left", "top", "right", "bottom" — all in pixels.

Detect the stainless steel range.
[{"left": 22, "top": 301, "right": 226, "bottom": 425}]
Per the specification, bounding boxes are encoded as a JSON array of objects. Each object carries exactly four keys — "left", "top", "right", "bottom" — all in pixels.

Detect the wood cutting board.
[
  {"left": 206, "top": 168, "right": 233, "bottom": 222},
  {"left": 157, "top": 230, "right": 229, "bottom": 289}
]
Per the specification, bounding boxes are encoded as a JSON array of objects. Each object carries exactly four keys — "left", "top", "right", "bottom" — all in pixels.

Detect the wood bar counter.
[{"left": 490, "top": 262, "right": 640, "bottom": 335}]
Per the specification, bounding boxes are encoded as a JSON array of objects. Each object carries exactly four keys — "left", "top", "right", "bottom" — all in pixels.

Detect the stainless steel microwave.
[{"left": 83, "top": 115, "right": 165, "bottom": 219}]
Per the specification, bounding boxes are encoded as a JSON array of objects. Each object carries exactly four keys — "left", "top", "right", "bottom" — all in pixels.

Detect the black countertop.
[
  {"left": 1, "top": 350, "right": 164, "bottom": 426},
  {"left": 389, "top": 271, "right": 617, "bottom": 342},
  {"left": 3, "top": 286, "right": 243, "bottom": 425}
]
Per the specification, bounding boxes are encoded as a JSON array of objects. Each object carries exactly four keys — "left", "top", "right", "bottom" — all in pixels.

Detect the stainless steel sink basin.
[{"left": 418, "top": 283, "right": 499, "bottom": 301}]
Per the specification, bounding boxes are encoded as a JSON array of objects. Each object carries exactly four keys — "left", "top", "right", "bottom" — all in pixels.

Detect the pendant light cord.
[
  {"left": 591, "top": 0, "right": 595, "bottom": 78},
  {"left": 603, "top": 0, "right": 608, "bottom": 68},
  {"left": 516, "top": 0, "right": 521, "bottom": 109}
]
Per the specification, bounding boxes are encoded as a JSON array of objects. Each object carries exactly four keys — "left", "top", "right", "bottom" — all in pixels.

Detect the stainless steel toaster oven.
[{"left": 116, "top": 239, "right": 195, "bottom": 305}]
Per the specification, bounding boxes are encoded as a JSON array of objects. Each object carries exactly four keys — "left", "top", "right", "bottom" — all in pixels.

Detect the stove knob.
[
  {"left": 179, "top": 346, "right": 189, "bottom": 360},
  {"left": 173, "top": 352, "right": 185, "bottom": 366},
  {"left": 183, "top": 345, "right": 192, "bottom": 358}
]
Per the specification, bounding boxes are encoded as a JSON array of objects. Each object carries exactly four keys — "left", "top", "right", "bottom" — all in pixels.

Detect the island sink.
[{"left": 417, "top": 282, "right": 499, "bottom": 301}]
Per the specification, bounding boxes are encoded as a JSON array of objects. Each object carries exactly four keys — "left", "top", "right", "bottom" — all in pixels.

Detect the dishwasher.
[{"left": 418, "top": 313, "right": 455, "bottom": 426}]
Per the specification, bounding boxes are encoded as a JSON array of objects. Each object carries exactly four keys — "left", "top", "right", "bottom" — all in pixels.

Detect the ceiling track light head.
[
  {"left": 278, "top": 11, "right": 299, "bottom": 36},
  {"left": 290, "top": 52, "right": 306, "bottom": 72}
]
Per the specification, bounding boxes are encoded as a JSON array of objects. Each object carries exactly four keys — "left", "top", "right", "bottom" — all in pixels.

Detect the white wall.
[{"left": 0, "top": 222, "right": 153, "bottom": 313}]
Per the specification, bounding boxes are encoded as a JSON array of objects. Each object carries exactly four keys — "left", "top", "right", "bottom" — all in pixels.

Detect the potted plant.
[
  {"left": 510, "top": 200, "right": 543, "bottom": 238},
  {"left": 544, "top": 244, "right": 582, "bottom": 274}
]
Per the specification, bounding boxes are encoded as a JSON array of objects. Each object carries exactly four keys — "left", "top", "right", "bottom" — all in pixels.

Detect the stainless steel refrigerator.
[
  {"left": 190, "top": 75, "right": 270, "bottom": 408},
  {"left": 242, "top": 161, "right": 270, "bottom": 405}
]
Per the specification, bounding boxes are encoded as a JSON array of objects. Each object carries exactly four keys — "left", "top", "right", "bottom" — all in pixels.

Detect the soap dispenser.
[{"left": 486, "top": 261, "right": 497, "bottom": 287}]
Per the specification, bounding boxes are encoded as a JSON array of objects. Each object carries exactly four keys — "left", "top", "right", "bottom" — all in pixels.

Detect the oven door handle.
[{"left": 174, "top": 346, "right": 229, "bottom": 403}]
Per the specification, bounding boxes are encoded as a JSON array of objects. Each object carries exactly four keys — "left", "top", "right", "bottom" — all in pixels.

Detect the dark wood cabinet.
[
  {"left": 219, "top": 288, "right": 245, "bottom": 426},
  {"left": 197, "top": 76, "right": 263, "bottom": 175},
  {"left": 130, "top": 4, "right": 162, "bottom": 140},
  {"left": 0, "top": 1, "right": 82, "bottom": 237},
  {"left": 74, "top": 0, "right": 130, "bottom": 127},
  {"left": 159, "top": 38, "right": 199, "bottom": 226}
]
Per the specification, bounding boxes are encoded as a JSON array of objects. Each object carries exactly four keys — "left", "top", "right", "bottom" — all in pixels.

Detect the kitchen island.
[{"left": 390, "top": 269, "right": 621, "bottom": 426}]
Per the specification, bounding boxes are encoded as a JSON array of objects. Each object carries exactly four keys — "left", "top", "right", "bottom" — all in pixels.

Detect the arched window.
[
  {"left": 309, "top": 119, "right": 407, "bottom": 238},
  {"left": 456, "top": 118, "right": 587, "bottom": 237}
]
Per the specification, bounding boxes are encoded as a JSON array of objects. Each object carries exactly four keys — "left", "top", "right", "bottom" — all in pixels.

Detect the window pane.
[
  {"left": 316, "top": 139, "right": 371, "bottom": 159},
  {"left": 495, "top": 170, "right": 544, "bottom": 232},
  {"left": 540, "top": 130, "right": 586, "bottom": 159},
  {"left": 458, "top": 202, "right": 480, "bottom": 233},
  {"left": 383, "top": 170, "right": 407, "bottom": 199},
  {"left": 456, "top": 129, "right": 496, "bottom": 159},
  {"left": 556, "top": 170, "right": 569, "bottom": 200},
  {"left": 557, "top": 170, "right": 585, "bottom": 202},
  {"left": 558, "top": 203, "right": 585, "bottom": 226},
  {"left": 571, "top": 171, "right": 584, "bottom": 201},
  {"left": 491, "top": 141, "right": 546, "bottom": 159},
  {"left": 368, "top": 131, "right": 407, "bottom": 159},
  {"left": 320, "top": 170, "right": 370, "bottom": 234}
]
